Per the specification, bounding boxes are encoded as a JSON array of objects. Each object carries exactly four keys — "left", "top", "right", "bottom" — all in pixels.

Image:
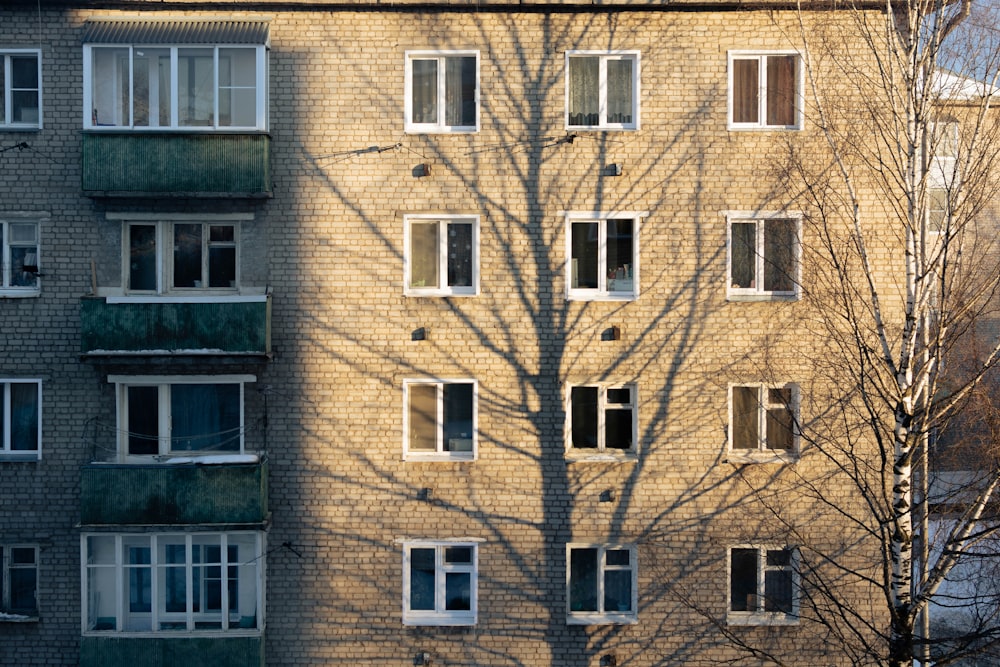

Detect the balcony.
[
  {"left": 82, "top": 133, "right": 271, "bottom": 197},
  {"left": 80, "top": 455, "right": 268, "bottom": 525},
  {"left": 81, "top": 636, "right": 262, "bottom": 667},
  {"left": 80, "top": 295, "right": 271, "bottom": 357}
]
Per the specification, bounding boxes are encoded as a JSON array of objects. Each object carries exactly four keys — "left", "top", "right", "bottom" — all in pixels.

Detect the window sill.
[
  {"left": 727, "top": 613, "right": 798, "bottom": 626},
  {"left": 82, "top": 628, "right": 262, "bottom": 637},
  {"left": 567, "top": 613, "right": 637, "bottom": 625},
  {"left": 83, "top": 127, "right": 268, "bottom": 134},
  {"left": 567, "top": 293, "right": 637, "bottom": 302},
  {"left": 402, "top": 615, "right": 476, "bottom": 626},
  {"left": 0, "top": 289, "right": 40, "bottom": 299},
  {"left": 405, "top": 290, "right": 478, "bottom": 298},
  {"left": 566, "top": 451, "right": 637, "bottom": 463},
  {"left": 727, "top": 125, "right": 802, "bottom": 132},
  {"left": 0, "top": 126, "right": 41, "bottom": 133},
  {"left": 106, "top": 294, "right": 267, "bottom": 304},
  {"left": 727, "top": 292, "right": 799, "bottom": 303},
  {"left": 404, "top": 127, "right": 478, "bottom": 135},
  {"left": 727, "top": 450, "right": 798, "bottom": 464},
  {"left": 0, "top": 612, "right": 39, "bottom": 623},
  {"left": 404, "top": 452, "right": 476, "bottom": 462},
  {"left": 0, "top": 452, "right": 41, "bottom": 462},
  {"left": 565, "top": 125, "right": 638, "bottom": 132}
]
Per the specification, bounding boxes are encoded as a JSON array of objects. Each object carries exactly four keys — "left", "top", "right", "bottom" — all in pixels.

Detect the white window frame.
[
  {"left": 728, "top": 383, "right": 799, "bottom": 463},
  {"left": 403, "top": 214, "right": 480, "bottom": 296},
  {"left": 566, "top": 543, "right": 638, "bottom": 625},
  {"left": 564, "top": 211, "right": 645, "bottom": 301},
  {"left": 403, "top": 379, "right": 477, "bottom": 462},
  {"left": 725, "top": 211, "right": 801, "bottom": 301},
  {"left": 109, "top": 213, "right": 249, "bottom": 296},
  {"left": 927, "top": 120, "right": 959, "bottom": 190},
  {"left": 404, "top": 50, "right": 480, "bottom": 133},
  {"left": 110, "top": 374, "right": 254, "bottom": 462},
  {"left": 565, "top": 383, "right": 638, "bottom": 460},
  {"left": 0, "top": 380, "right": 41, "bottom": 461},
  {"left": 1, "top": 50, "right": 42, "bottom": 129},
  {"left": 727, "top": 545, "right": 799, "bottom": 626},
  {"left": 1, "top": 544, "right": 39, "bottom": 619},
  {"left": 82, "top": 44, "right": 268, "bottom": 131},
  {"left": 565, "top": 51, "right": 640, "bottom": 130},
  {"left": 81, "top": 532, "right": 265, "bottom": 635},
  {"left": 0, "top": 217, "right": 41, "bottom": 297},
  {"left": 727, "top": 51, "right": 803, "bottom": 130},
  {"left": 401, "top": 540, "right": 479, "bottom": 626}
]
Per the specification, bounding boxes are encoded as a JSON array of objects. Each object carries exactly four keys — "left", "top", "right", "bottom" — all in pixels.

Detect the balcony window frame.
[
  {"left": 83, "top": 44, "right": 268, "bottom": 131},
  {"left": 728, "top": 545, "right": 799, "bottom": 625},
  {"left": 0, "top": 50, "right": 42, "bottom": 130},
  {"left": 110, "top": 374, "right": 254, "bottom": 463},
  {"left": 566, "top": 543, "right": 638, "bottom": 625},
  {"left": 565, "top": 383, "right": 638, "bottom": 461},
  {"left": 403, "top": 379, "right": 477, "bottom": 462},
  {"left": 401, "top": 540, "right": 479, "bottom": 626},
  {"left": 0, "top": 218, "right": 40, "bottom": 297},
  {"left": 728, "top": 51, "right": 803, "bottom": 131},
  {"left": 565, "top": 211, "right": 645, "bottom": 301},
  {"left": 728, "top": 383, "right": 799, "bottom": 463},
  {"left": 81, "top": 531, "right": 265, "bottom": 635},
  {"left": 404, "top": 214, "right": 479, "bottom": 297},
  {"left": 726, "top": 211, "right": 801, "bottom": 301},
  {"left": 565, "top": 51, "right": 640, "bottom": 131},
  {"left": 0, "top": 380, "right": 41, "bottom": 461},
  {"left": 404, "top": 50, "right": 479, "bottom": 134}
]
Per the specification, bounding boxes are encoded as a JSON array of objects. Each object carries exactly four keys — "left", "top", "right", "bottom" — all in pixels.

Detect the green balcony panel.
[
  {"left": 80, "top": 297, "right": 271, "bottom": 356},
  {"left": 81, "top": 636, "right": 263, "bottom": 667},
  {"left": 82, "top": 133, "right": 271, "bottom": 197},
  {"left": 80, "top": 456, "right": 267, "bottom": 525}
]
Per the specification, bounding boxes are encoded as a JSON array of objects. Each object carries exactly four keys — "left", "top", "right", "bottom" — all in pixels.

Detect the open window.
[
  {"left": 566, "top": 383, "right": 637, "bottom": 459},
  {"left": 0, "top": 219, "right": 40, "bottom": 296}
]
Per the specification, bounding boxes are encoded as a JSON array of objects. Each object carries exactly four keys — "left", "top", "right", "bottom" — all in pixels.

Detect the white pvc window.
[
  {"left": 0, "top": 380, "right": 41, "bottom": 460},
  {"left": 405, "top": 51, "right": 479, "bottom": 133},
  {"left": 566, "top": 51, "right": 639, "bottom": 130},
  {"left": 0, "top": 50, "right": 41, "bottom": 128},
  {"left": 404, "top": 380, "right": 477, "bottom": 461},
  {"left": 729, "top": 384, "right": 799, "bottom": 462},
  {"left": 402, "top": 542, "right": 478, "bottom": 626},
  {"left": 567, "top": 384, "right": 637, "bottom": 458},
  {"left": 566, "top": 544, "right": 637, "bottom": 624},
  {"left": 728, "top": 546, "right": 799, "bottom": 625},
  {"left": 405, "top": 215, "right": 479, "bottom": 296},
  {"left": 728, "top": 52, "right": 802, "bottom": 130},
  {"left": 727, "top": 213, "right": 801, "bottom": 300},
  {"left": 566, "top": 213, "right": 644, "bottom": 301},
  {"left": 0, "top": 220, "right": 39, "bottom": 295}
]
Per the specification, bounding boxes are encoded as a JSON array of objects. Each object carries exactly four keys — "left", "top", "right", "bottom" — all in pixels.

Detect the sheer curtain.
[
  {"left": 568, "top": 57, "right": 599, "bottom": 125},
  {"left": 606, "top": 59, "right": 633, "bottom": 124},
  {"left": 445, "top": 56, "right": 476, "bottom": 127}
]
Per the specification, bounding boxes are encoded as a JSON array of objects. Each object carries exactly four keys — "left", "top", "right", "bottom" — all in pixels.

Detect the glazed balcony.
[
  {"left": 82, "top": 133, "right": 271, "bottom": 197},
  {"left": 80, "top": 295, "right": 271, "bottom": 357},
  {"left": 80, "top": 636, "right": 262, "bottom": 667},
  {"left": 80, "top": 455, "right": 268, "bottom": 525}
]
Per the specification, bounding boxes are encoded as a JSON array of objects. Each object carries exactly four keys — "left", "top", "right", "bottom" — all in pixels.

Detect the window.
[
  {"left": 83, "top": 29, "right": 267, "bottom": 130},
  {"left": 727, "top": 213, "right": 800, "bottom": 300},
  {"left": 405, "top": 51, "right": 478, "bottom": 133},
  {"left": 1, "top": 50, "right": 41, "bottom": 129},
  {"left": 116, "top": 216, "right": 244, "bottom": 294},
  {"left": 82, "top": 532, "right": 263, "bottom": 634},
  {"left": 405, "top": 215, "right": 478, "bottom": 296},
  {"left": 728, "top": 52, "right": 801, "bottom": 130},
  {"left": 111, "top": 375, "right": 252, "bottom": 461},
  {"left": 567, "top": 384, "right": 636, "bottom": 458},
  {"left": 0, "top": 219, "right": 40, "bottom": 296},
  {"left": 566, "top": 544, "right": 637, "bottom": 624},
  {"left": 566, "top": 213, "right": 644, "bottom": 300},
  {"left": 729, "top": 546, "right": 798, "bottom": 625},
  {"left": 402, "top": 542, "right": 478, "bottom": 626},
  {"left": 404, "top": 380, "right": 476, "bottom": 461},
  {"left": 729, "top": 384, "right": 798, "bottom": 462},
  {"left": 1, "top": 545, "right": 38, "bottom": 619},
  {"left": 566, "top": 51, "right": 639, "bottom": 130},
  {"left": 0, "top": 380, "right": 40, "bottom": 461}
]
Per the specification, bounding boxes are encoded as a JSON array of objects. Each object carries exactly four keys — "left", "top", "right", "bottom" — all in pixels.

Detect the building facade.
[{"left": 0, "top": 1, "right": 890, "bottom": 665}]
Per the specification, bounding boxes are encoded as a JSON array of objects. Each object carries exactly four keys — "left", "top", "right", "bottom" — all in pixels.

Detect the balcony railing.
[
  {"left": 82, "top": 132, "right": 271, "bottom": 197},
  {"left": 80, "top": 296, "right": 271, "bottom": 357},
  {"left": 80, "top": 455, "right": 268, "bottom": 525},
  {"left": 80, "top": 636, "right": 263, "bottom": 667}
]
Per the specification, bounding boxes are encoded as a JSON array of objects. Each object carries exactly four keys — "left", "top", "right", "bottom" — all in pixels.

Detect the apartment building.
[{"left": 0, "top": 1, "right": 894, "bottom": 665}]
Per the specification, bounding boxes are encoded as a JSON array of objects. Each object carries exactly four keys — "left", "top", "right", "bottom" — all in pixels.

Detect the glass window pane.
[
  {"left": 127, "top": 545, "right": 152, "bottom": 613},
  {"left": 409, "top": 548, "right": 435, "bottom": 610},
  {"left": 170, "top": 384, "right": 241, "bottom": 452},
  {"left": 408, "top": 384, "right": 438, "bottom": 451},
  {"left": 9, "top": 383, "right": 38, "bottom": 451},
  {"left": 732, "top": 386, "right": 759, "bottom": 450},
  {"left": 127, "top": 385, "right": 159, "bottom": 455},
  {"left": 571, "top": 386, "right": 599, "bottom": 449},
  {"left": 569, "top": 548, "right": 598, "bottom": 612},
  {"left": 173, "top": 224, "right": 203, "bottom": 288},
  {"left": 569, "top": 57, "right": 599, "bottom": 126},
  {"left": 129, "top": 225, "right": 157, "bottom": 291},
  {"left": 442, "top": 383, "right": 473, "bottom": 452},
  {"left": 9, "top": 245, "right": 37, "bottom": 288},
  {"left": 732, "top": 59, "right": 759, "bottom": 124},
  {"left": 766, "top": 55, "right": 797, "bottom": 126},
  {"left": 208, "top": 247, "right": 236, "bottom": 288},
  {"left": 445, "top": 56, "right": 476, "bottom": 127},
  {"left": 607, "top": 387, "right": 631, "bottom": 404},
  {"left": 571, "top": 222, "right": 599, "bottom": 289},
  {"left": 606, "top": 219, "right": 633, "bottom": 293},
  {"left": 604, "top": 569, "right": 632, "bottom": 613},
  {"left": 178, "top": 48, "right": 214, "bottom": 126},
  {"left": 766, "top": 388, "right": 794, "bottom": 451},
  {"left": 91, "top": 48, "right": 130, "bottom": 126},
  {"left": 605, "top": 408, "right": 633, "bottom": 450},
  {"left": 219, "top": 49, "right": 257, "bottom": 127},
  {"left": 730, "top": 548, "right": 757, "bottom": 612},
  {"left": 763, "top": 219, "right": 796, "bottom": 292},
  {"left": 9, "top": 567, "right": 36, "bottom": 613},
  {"left": 764, "top": 569, "right": 793, "bottom": 613},
  {"left": 411, "top": 59, "right": 438, "bottom": 125},
  {"left": 132, "top": 49, "right": 170, "bottom": 128},
  {"left": 731, "top": 222, "right": 756, "bottom": 289},
  {"left": 606, "top": 59, "right": 633, "bottom": 124},
  {"left": 445, "top": 572, "right": 471, "bottom": 610},
  {"left": 446, "top": 222, "right": 473, "bottom": 288},
  {"left": 0, "top": 63, "right": 5, "bottom": 121},
  {"left": 87, "top": 565, "right": 118, "bottom": 630},
  {"left": 409, "top": 221, "right": 439, "bottom": 289},
  {"left": 606, "top": 549, "right": 630, "bottom": 566},
  {"left": 445, "top": 546, "right": 472, "bottom": 564}
]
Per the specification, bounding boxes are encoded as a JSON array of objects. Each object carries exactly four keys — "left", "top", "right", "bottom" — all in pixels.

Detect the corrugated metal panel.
[
  {"left": 81, "top": 636, "right": 264, "bottom": 667},
  {"left": 83, "top": 20, "right": 269, "bottom": 46}
]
